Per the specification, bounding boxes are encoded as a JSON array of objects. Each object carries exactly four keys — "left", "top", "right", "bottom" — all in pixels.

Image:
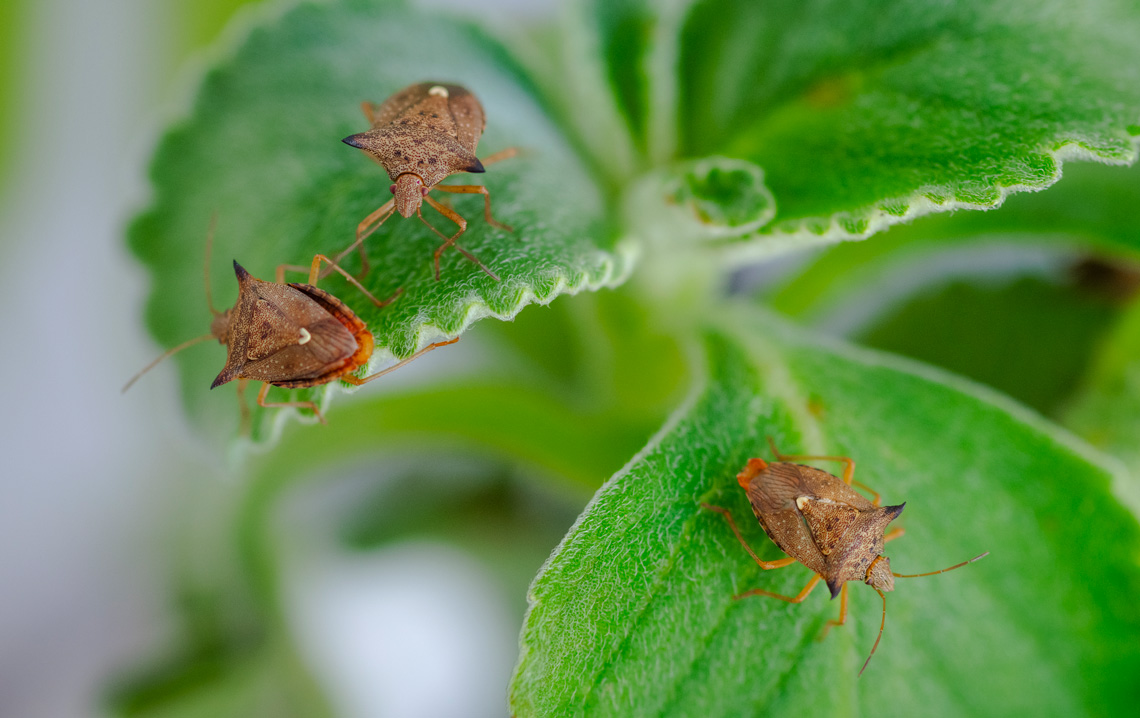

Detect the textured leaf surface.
[
  {"left": 128, "top": 0, "right": 627, "bottom": 431},
  {"left": 589, "top": 0, "right": 1140, "bottom": 246},
  {"left": 510, "top": 307, "right": 1140, "bottom": 717}
]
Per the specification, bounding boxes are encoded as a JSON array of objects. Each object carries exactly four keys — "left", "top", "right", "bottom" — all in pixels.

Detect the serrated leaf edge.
[
  {"left": 719, "top": 139, "right": 1140, "bottom": 265},
  {"left": 254, "top": 237, "right": 641, "bottom": 444}
]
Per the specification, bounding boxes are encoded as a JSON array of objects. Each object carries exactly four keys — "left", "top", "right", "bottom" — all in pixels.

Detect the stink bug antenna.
[
  {"left": 121, "top": 334, "right": 214, "bottom": 393},
  {"left": 854, "top": 551, "right": 987, "bottom": 676},
  {"left": 892, "top": 551, "right": 989, "bottom": 578},
  {"left": 859, "top": 589, "right": 887, "bottom": 678},
  {"left": 122, "top": 213, "right": 222, "bottom": 393}
]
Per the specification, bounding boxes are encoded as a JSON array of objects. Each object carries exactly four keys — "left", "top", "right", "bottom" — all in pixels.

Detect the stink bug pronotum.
[
  {"left": 336, "top": 81, "right": 517, "bottom": 281},
  {"left": 702, "top": 438, "right": 988, "bottom": 675},
  {"left": 124, "top": 221, "right": 455, "bottom": 426}
]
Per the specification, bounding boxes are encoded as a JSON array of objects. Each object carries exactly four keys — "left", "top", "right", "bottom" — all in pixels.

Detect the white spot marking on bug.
[
  {"left": 429, "top": 85, "right": 449, "bottom": 98},
  {"left": 298, "top": 328, "right": 312, "bottom": 345},
  {"left": 796, "top": 496, "right": 838, "bottom": 510}
]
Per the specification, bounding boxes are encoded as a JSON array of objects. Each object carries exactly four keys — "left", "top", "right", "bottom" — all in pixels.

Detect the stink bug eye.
[
  {"left": 389, "top": 184, "right": 396, "bottom": 194},
  {"left": 334, "top": 81, "right": 520, "bottom": 282},
  {"left": 702, "top": 437, "right": 988, "bottom": 676}
]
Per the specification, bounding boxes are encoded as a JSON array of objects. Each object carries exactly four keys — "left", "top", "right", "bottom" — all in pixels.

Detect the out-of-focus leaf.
[
  {"left": 108, "top": 635, "right": 329, "bottom": 718},
  {"left": 681, "top": 0, "right": 1140, "bottom": 242},
  {"left": 0, "top": 0, "right": 25, "bottom": 190},
  {"left": 761, "top": 161, "right": 1139, "bottom": 414},
  {"left": 1065, "top": 298, "right": 1140, "bottom": 477},
  {"left": 851, "top": 275, "right": 1120, "bottom": 415},
  {"left": 510, "top": 307, "right": 1140, "bottom": 717}
]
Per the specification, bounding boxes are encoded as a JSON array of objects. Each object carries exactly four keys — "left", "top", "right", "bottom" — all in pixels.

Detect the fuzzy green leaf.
[
  {"left": 510, "top": 307, "right": 1140, "bottom": 716},
  {"left": 128, "top": 0, "right": 628, "bottom": 432},
  {"left": 590, "top": 0, "right": 1140, "bottom": 246}
]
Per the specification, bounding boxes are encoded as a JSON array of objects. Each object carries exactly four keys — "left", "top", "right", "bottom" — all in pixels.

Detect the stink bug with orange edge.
[
  {"left": 124, "top": 220, "right": 456, "bottom": 428},
  {"left": 702, "top": 437, "right": 988, "bottom": 675}
]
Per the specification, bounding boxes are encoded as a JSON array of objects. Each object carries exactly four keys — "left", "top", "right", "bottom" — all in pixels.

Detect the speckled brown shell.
[
  {"left": 343, "top": 81, "right": 486, "bottom": 188},
  {"left": 743, "top": 461, "right": 904, "bottom": 598},
  {"left": 210, "top": 262, "right": 374, "bottom": 390}
]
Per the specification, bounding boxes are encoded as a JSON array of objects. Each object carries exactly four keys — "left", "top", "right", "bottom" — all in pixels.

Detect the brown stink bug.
[
  {"left": 124, "top": 222, "right": 456, "bottom": 427},
  {"left": 702, "top": 438, "right": 987, "bottom": 675},
  {"left": 336, "top": 81, "right": 518, "bottom": 281}
]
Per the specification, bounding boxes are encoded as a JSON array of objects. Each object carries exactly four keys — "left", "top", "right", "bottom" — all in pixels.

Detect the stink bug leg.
[
  {"left": 433, "top": 183, "right": 513, "bottom": 233},
  {"left": 421, "top": 194, "right": 499, "bottom": 281},
  {"left": 340, "top": 337, "right": 460, "bottom": 387},
  {"left": 256, "top": 381, "right": 326, "bottom": 424},
  {"left": 327, "top": 199, "right": 397, "bottom": 278},
  {"left": 701, "top": 504, "right": 798, "bottom": 570},
  {"left": 277, "top": 253, "right": 403, "bottom": 308}
]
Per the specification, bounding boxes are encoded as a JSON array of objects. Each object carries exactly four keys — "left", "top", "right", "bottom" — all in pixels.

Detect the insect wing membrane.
[
  {"left": 744, "top": 462, "right": 803, "bottom": 514},
  {"left": 744, "top": 463, "right": 828, "bottom": 576},
  {"left": 231, "top": 281, "right": 359, "bottom": 385}
]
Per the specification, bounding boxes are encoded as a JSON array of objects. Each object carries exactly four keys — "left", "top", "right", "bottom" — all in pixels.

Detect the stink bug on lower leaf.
[
  {"left": 702, "top": 438, "right": 988, "bottom": 675},
  {"left": 124, "top": 221, "right": 456, "bottom": 427},
  {"left": 336, "top": 81, "right": 517, "bottom": 281}
]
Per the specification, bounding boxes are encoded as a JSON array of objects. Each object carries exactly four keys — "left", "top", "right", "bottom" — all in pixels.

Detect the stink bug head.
[
  {"left": 209, "top": 309, "right": 233, "bottom": 347},
  {"left": 866, "top": 555, "right": 895, "bottom": 593},
  {"left": 393, "top": 173, "right": 425, "bottom": 218}
]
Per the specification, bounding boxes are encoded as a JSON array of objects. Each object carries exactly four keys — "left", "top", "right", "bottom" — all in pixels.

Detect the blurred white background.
[{"left": 0, "top": 0, "right": 555, "bottom": 716}]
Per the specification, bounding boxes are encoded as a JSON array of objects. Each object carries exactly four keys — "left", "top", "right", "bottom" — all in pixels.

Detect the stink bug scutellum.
[
  {"left": 123, "top": 221, "right": 456, "bottom": 426},
  {"left": 336, "top": 81, "right": 517, "bottom": 281},
  {"left": 702, "top": 438, "right": 988, "bottom": 675}
]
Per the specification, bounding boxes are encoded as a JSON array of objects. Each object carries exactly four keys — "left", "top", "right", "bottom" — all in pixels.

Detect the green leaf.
[
  {"left": 762, "top": 161, "right": 1140, "bottom": 414},
  {"left": 128, "top": 0, "right": 629, "bottom": 432},
  {"left": 510, "top": 307, "right": 1140, "bottom": 716},
  {"left": 608, "top": 0, "right": 1140, "bottom": 245},
  {"left": 1065, "top": 298, "right": 1140, "bottom": 478},
  {"left": 0, "top": 0, "right": 26, "bottom": 191},
  {"left": 109, "top": 635, "right": 331, "bottom": 718},
  {"left": 770, "top": 160, "right": 1140, "bottom": 322},
  {"left": 853, "top": 275, "right": 1121, "bottom": 415},
  {"left": 625, "top": 157, "right": 777, "bottom": 245}
]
